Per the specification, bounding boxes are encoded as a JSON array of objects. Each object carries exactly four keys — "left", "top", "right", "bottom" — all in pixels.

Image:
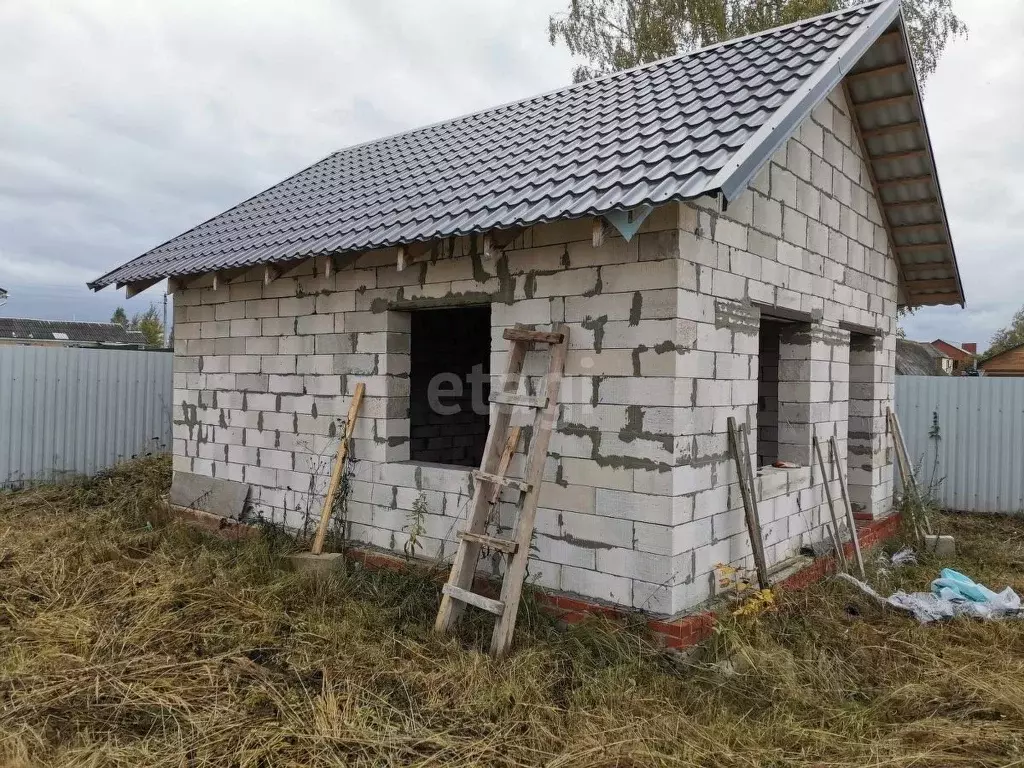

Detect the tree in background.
[
  {"left": 984, "top": 305, "right": 1024, "bottom": 361},
  {"left": 111, "top": 304, "right": 164, "bottom": 346},
  {"left": 131, "top": 304, "right": 165, "bottom": 347},
  {"left": 549, "top": 0, "right": 965, "bottom": 84}
]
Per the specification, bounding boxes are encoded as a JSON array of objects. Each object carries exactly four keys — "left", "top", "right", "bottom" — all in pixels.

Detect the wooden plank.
[
  {"left": 491, "top": 324, "right": 570, "bottom": 657},
  {"left": 860, "top": 121, "right": 920, "bottom": 140},
  {"left": 739, "top": 422, "right": 771, "bottom": 586},
  {"left": 435, "top": 334, "right": 528, "bottom": 633},
  {"left": 263, "top": 264, "right": 279, "bottom": 286},
  {"left": 319, "top": 255, "right": 334, "bottom": 279},
  {"left": 887, "top": 408, "right": 924, "bottom": 542},
  {"left": 905, "top": 278, "right": 959, "bottom": 292},
  {"left": 877, "top": 175, "right": 933, "bottom": 191},
  {"left": 502, "top": 328, "right": 565, "bottom": 344},
  {"left": 852, "top": 93, "right": 915, "bottom": 110},
  {"left": 846, "top": 62, "right": 910, "bottom": 84},
  {"left": 726, "top": 417, "right": 769, "bottom": 590},
  {"left": 901, "top": 262, "right": 950, "bottom": 275},
  {"left": 911, "top": 291, "right": 961, "bottom": 304},
  {"left": 442, "top": 584, "right": 505, "bottom": 616},
  {"left": 490, "top": 391, "right": 547, "bottom": 409},
  {"left": 472, "top": 470, "right": 531, "bottom": 493},
  {"left": 895, "top": 242, "right": 949, "bottom": 253},
  {"left": 311, "top": 383, "right": 364, "bottom": 555},
  {"left": 488, "top": 427, "right": 521, "bottom": 506},
  {"left": 829, "top": 437, "right": 865, "bottom": 579},
  {"left": 125, "top": 277, "right": 162, "bottom": 298},
  {"left": 891, "top": 222, "right": 943, "bottom": 235},
  {"left": 813, "top": 434, "right": 849, "bottom": 571},
  {"left": 592, "top": 218, "right": 607, "bottom": 248},
  {"left": 872, "top": 149, "right": 928, "bottom": 163},
  {"left": 884, "top": 197, "right": 938, "bottom": 209},
  {"left": 873, "top": 31, "right": 902, "bottom": 47},
  {"left": 457, "top": 531, "right": 518, "bottom": 554}
]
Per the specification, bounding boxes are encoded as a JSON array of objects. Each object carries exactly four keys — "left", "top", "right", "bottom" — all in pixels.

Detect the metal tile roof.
[
  {"left": 91, "top": 0, "right": 905, "bottom": 291},
  {"left": 0, "top": 318, "right": 148, "bottom": 345}
]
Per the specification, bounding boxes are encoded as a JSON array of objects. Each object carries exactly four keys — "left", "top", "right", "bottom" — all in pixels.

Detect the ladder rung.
[
  {"left": 442, "top": 584, "right": 505, "bottom": 615},
  {"left": 490, "top": 391, "right": 547, "bottom": 409},
  {"left": 472, "top": 470, "right": 532, "bottom": 493},
  {"left": 503, "top": 328, "right": 564, "bottom": 344},
  {"left": 457, "top": 530, "right": 519, "bottom": 554}
]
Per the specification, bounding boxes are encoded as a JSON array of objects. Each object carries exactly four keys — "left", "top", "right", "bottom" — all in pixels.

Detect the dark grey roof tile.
[{"left": 91, "top": 0, "right": 894, "bottom": 288}]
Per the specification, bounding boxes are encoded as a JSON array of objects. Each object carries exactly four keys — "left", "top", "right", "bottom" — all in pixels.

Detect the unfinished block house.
[{"left": 91, "top": 0, "right": 964, "bottom": 618}]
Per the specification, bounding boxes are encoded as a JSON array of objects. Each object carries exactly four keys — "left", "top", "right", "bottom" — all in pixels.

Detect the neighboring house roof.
[
  {"left": 88, "top": 0, "right": 962, "bottom": 309},
  {"left": 0, "top": 286, "right": 7, "bottom": 298},
  {"left": 931, "top": 339, "right": 973, "bottom": 361},
  {"left": 0, "top": 318, "right": 148, "bottom": 345},
  {"left": 896, "top": 338, "right": 950, "bottom": 376},
  {"left": 979, "top": 342, "right": 1024, "bottom": 372}
]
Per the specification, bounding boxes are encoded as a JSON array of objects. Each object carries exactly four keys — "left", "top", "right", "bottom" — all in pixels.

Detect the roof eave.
[{"left": 889, "top": 8, "right": 965, "bottom": 309}]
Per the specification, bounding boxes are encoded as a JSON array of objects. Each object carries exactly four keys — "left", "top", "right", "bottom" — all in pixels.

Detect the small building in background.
[
  {"left": 896, "top": 339, "right": 952, "bottom": 376},
  {"left": 979, "top": 343, "right": 1024, "bottom": 377},
  {"left": 931, "top": 339, "right": 976, "bottom": 374},
  {"left": 0, "top": 318, "right": 148, "bottom": 348}
]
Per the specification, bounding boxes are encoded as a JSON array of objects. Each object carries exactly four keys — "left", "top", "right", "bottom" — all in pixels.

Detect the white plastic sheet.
[{"left": 837, "top": 571, "right": 1024, "bottom": 623}]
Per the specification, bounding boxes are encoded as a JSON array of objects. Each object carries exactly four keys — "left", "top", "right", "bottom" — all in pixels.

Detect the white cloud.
[{"left": 0, "top": 0, "right": 573, "bottom": 318}]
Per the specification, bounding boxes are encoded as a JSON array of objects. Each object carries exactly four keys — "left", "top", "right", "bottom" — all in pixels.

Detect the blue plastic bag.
[{"left": 931, "top": 568, "right": 998, "bottom": 603}]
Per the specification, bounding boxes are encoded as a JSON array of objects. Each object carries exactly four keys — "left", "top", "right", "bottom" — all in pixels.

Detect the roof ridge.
[{"left": 329, "top": 0, "right": 887, "bottom": 158}]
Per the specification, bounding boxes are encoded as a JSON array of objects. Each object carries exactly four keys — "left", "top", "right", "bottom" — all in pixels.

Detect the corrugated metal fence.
[
  {"left": 895, "top": 376, "right": 1024, "bottom": 514},
  {"left": 0, "top": 345, "right": 173, "bottom": 488}
]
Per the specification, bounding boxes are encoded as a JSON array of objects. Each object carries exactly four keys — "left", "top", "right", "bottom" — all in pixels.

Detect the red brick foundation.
[{"left": 170, "top": 502, "right": 902, "bottom": 652}]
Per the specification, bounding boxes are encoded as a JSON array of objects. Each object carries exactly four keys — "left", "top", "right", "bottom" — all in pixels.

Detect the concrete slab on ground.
[
  {"left": 924, "top": 534, "right": 956, "bottom": 558},
  {"left": 288, "top": 551, "right": 345, "bottom": 575},
  {"left": 170, "top": 472, "right": 250, "bottom": 519}
]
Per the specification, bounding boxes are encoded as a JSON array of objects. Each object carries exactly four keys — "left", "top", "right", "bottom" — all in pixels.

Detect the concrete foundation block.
[
  {"left": 288, "top": 551, "right": 345, "bottom": 575},
  {"left": 924, "top": 535, "right": 956, "bottom": 559}
]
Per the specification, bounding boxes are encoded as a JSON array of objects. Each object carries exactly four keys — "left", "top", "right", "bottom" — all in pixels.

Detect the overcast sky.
[{"left": 0, "top": 1, "right": 1020, "bottom": 350}]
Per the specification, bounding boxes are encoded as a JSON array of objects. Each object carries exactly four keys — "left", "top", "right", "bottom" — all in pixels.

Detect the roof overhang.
[{"left": 842, "top": 12, "right": 965, "bottom": 308}]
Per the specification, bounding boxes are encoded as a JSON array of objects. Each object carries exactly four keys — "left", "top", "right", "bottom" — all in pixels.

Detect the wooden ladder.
[{"left": 434, "top": 323, "right": 569, "bottom": 657}]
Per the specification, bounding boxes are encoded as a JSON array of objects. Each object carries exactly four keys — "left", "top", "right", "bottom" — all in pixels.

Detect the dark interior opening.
[
  {"left": 409, "top": 305, "right": 491, "bottom": 467},
  {"left": 757, "top": 318, "right": 787, "bottom": 467}
]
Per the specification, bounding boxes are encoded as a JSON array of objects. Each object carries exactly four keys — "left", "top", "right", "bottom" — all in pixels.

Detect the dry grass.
[{"left": 2, "top": 457, "right": 1024, "bottom": 766}]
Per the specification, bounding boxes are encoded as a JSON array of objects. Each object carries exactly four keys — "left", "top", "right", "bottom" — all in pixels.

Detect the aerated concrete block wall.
[{"left": 170, "top": 85, "right": 896, "bottom": 618}]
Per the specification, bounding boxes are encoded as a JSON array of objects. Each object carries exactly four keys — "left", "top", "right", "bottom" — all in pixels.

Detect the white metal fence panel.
[
  {"left": 895, "top": 376, "right": 1024, "bottom": 514},
  {"left": 0, "top": 346, "right": 173, "bottom": 487}
]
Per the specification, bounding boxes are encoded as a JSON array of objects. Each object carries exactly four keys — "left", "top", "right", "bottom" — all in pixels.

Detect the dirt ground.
[{"left": 2, "top": 456, "right": 1024, "bottom": 767}]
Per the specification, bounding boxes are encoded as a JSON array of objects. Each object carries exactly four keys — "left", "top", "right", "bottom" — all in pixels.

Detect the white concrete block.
[{"left": 561, "top": 565, "right": 632, "bottom": 605}]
